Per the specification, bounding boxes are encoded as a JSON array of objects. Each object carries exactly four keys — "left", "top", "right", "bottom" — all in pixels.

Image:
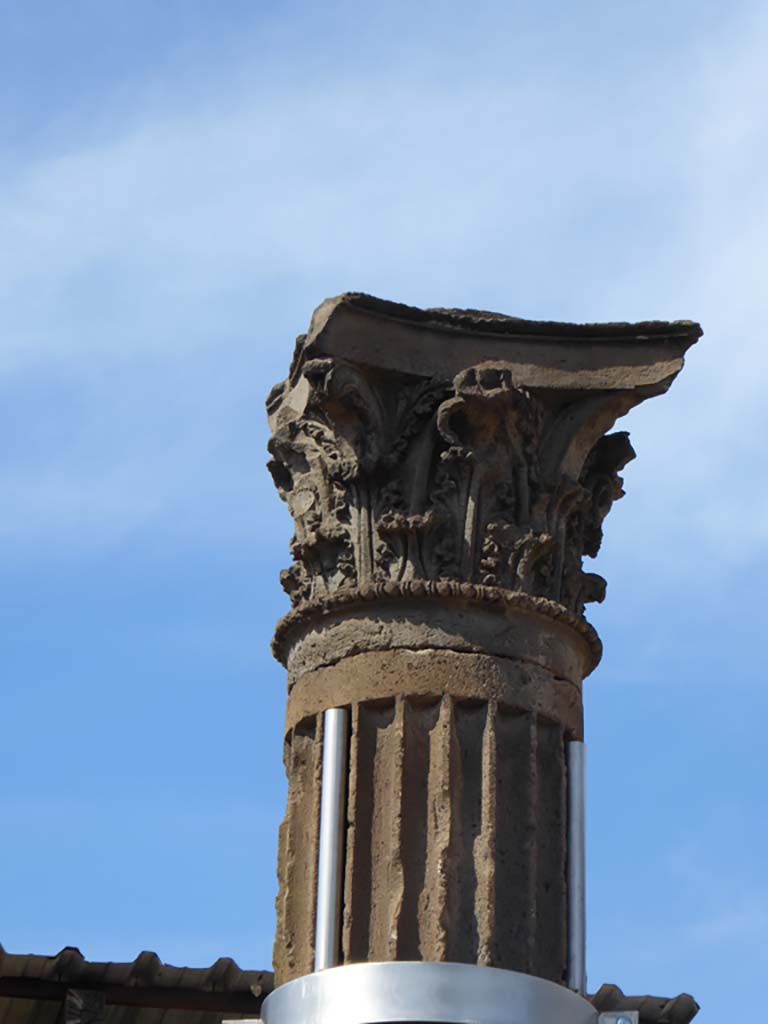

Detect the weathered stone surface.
[
  {"left": 268, "top": 294, "right": 700, "bottom": 986},
  {"left": 268, "top": 295, "right": 699, "bottom": 626},
  {"left": 274, "top": 714, "right": 323, "bottom": 982},
  {"left": 279, "top": 585, "right": 597, "bottom": 686},
  {"left": 275, "top": 695, "right": 570, "bottom": 982},
  {"left": 285, "top": 649, "right": 583, "bottom": 737}
]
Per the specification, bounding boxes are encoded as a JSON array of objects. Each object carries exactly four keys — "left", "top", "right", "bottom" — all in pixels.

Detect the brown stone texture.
[
  {"left": 285, "top": 649, "right": 583, "bottom": 738},
  {"left": 267, "top": 294, "right": 700, "bottom": 986},
  {"left": 273, "top": 638, "right": 581, "bottom": 983},
  {"left": 342, "top": 695, "right": 568, "bottom": 975},
  {"left": 274, "top": 693, "right": 570, "bottom": 984}
]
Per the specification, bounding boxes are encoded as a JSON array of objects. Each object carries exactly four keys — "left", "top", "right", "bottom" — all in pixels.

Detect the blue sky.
[{"left": 2, "top": 1, "right": 767, "bottom": 1019}]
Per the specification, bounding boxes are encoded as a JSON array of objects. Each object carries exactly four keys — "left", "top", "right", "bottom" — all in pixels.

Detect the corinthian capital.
[{"left": 267, "top": 294, "right": 699, "bottom": 665}]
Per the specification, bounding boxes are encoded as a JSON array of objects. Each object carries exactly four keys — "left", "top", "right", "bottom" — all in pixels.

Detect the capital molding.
[{"left": 267, "top": 294, "right": 700, "bottom": 665}]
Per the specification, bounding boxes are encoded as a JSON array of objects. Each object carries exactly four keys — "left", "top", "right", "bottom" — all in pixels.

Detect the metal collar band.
[{"left": 261, "top": 961, "right": 598, "bottom": 1024}]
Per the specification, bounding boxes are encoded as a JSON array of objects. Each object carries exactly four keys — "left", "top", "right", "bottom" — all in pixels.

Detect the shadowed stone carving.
[
  {"left": 269, "top": 355, "right": 634, "bottom": 620},
  {"left": 267, "top": 294, "right": 700, "bottom": 985}
]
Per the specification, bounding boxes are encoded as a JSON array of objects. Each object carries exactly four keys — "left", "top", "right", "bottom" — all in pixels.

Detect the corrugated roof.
[
  {"left": 0, "top": 945, "right": 271, "bottom": 1024},
  {"left": 591, "top": 983, "right": 699, "bottom": 1023},
  {"left": 0, "top": 946, "right": 700, "bottom": 1024}
]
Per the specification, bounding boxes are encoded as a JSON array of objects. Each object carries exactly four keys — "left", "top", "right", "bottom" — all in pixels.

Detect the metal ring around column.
[
  {"left": 567, "top": 740, "right": 587, "bottom": 995},
  {"left": 262, "top": 961, "right": 598, "bottom": 1024},
  {"left": 314, "top": 706, "right": 349, "bottom": 971}
]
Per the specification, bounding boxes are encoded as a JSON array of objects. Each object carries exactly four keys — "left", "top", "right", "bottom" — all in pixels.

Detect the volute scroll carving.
[
  {"left": 267, "top": 294, "right": 699, "bottom": 639},
  {"left": 268, "top": 356, "right": 636, "bottom": 623}
]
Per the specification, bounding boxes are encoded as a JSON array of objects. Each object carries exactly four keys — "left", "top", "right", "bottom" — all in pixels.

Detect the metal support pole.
[
  {"left": 567, "top": 740, "right": 587, "bottom": 995},
  {"left": 314, "top": 706, "right": 349, "bottom": 971}
]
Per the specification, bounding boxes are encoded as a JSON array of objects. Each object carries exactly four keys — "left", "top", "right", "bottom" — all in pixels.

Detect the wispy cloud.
[
  {"left": 683, "top": 900, "right": 768, "bottom": 949},
  {"left": 1, "top": 2, "right": 767, "bottom": 568}
]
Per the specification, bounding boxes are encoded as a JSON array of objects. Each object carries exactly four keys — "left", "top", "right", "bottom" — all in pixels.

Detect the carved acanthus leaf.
[{"left": 267, "top": 358, "right": 636, "bottom": 619}]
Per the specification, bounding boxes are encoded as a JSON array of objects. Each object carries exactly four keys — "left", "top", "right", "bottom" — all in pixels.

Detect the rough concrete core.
[{"left": 267, "top": 294, "right": 700, "bottom": 986}]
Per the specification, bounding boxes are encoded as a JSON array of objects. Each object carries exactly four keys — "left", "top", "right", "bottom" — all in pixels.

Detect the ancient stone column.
[{"left": 267, "top": 294, "right": 700, "bottom": 987}]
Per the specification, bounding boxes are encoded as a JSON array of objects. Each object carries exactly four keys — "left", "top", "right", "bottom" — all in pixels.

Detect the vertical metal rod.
[
  {"left": 567, "top": 740, "right": 587, "bottom": 995},
  {"left": 314, "top": 706, "right": 349, "bottom": 971}
]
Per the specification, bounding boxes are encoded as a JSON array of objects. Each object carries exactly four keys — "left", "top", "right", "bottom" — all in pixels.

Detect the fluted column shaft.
[{"left": 275, "top": 633, "right": 584, "bottom": 984}]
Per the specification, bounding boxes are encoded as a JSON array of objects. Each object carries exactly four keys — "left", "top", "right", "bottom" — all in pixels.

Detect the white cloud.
[{"left": 1, "top": 2, "right": 766, "bottom": 565}]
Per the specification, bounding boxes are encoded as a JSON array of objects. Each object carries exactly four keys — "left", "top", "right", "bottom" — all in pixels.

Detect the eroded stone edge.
[{"left": 272, "top": 580, "right": 602, "bottom": 674}]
